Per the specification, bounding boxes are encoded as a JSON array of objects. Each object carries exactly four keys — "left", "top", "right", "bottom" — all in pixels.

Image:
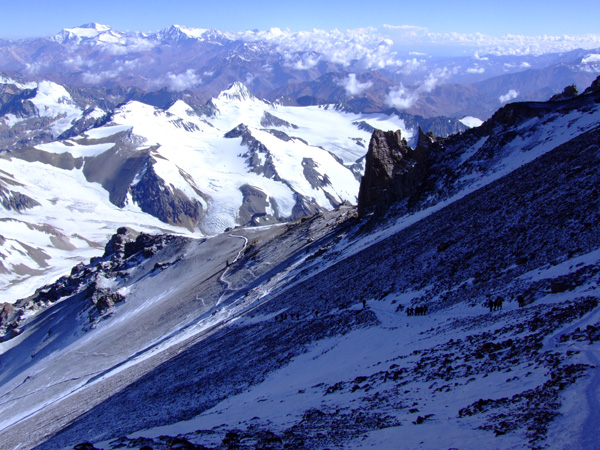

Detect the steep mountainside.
[{"left": 0, "top": 79, "right": 599, "bottom": 450}]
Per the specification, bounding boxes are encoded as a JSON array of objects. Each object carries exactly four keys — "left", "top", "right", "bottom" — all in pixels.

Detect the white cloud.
[
  {"left": 25, "top": 60, "right": 55, "bottom": 75},
  {"left": 286, "top": 53, "right": 321, "bottom": 70},
  {"left": 245, "top": 73, "right": 255, "bottom": 85},
  {"left": 337, "top": 73, "right": 373, "bottom": 96},
  {"left": 499, "top": 89, "right": 519, "bottom": 103},
  {"left": 63, "top": 55, "right": 86, "bottom": 67},
  {"left": 417, "top": 67, "right": 454, "bottom": 93},
  {"left": 79, "top": 59, "right": 145, "bottom": 84},
  {"left": 385, "top": 84, "right": 419, "bottom": 109},
  {"left": 98, "top": 36, "right": 158, "bottom": 55},
  {"left": 582, "top": 54, "right": 600, "bottom": 64},
  {"left": 382, "top": 25, "right": 600, "bottom": 56},
  {"left": 166, "top": 69, "right": 202, "bottom": 92},
  {"left": 396, "top": 58, "right": 424, "bottom": 75},
  {"left": 384, "top": 68, "right": 452, "bottom": 109},
  {"left": 467, "top": 66, "right": 486, "bottom": 74},
  {"left": 81, "top": 68, "right": 122, "bottom": 84},
  {"left": 419, "top": 73, "right": 439, "bottom": 93},
  {"left": 383, "top": 24, "right": 428, "bottom": 38},
  {"left": 239, "top": 27, "right": 401, "bottom": 69}
]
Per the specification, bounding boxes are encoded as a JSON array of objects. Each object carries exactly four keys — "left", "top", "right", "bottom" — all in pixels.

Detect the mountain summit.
[{"left": 51, "top": 23, "right": 119, "bottom": 44}]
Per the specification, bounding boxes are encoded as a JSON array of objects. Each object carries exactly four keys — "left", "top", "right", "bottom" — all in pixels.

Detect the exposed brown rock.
[{"left": 357, "top": 128, "right": 431, "bottom": 217}]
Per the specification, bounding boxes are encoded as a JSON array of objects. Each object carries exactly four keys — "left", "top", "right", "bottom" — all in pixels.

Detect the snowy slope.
[
  {"left": 101, "top": 83, "right": 375, "bottom": 231},
  {"left": 0, "top": 82, "right": 599, "bottom": 450},
  {"left": 1, "top": 80, "right": 415, "bottom": 302},
  {"left": 0, "top": 156, "right": 191, "bottom": 303},
  {"left": 0, "top": 77, "right": 107, "bottom": 150}
]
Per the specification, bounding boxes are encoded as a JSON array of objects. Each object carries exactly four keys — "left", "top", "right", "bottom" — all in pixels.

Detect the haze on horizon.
[{"left": 1, "top": 0, "right": 599, "bottom": 57}]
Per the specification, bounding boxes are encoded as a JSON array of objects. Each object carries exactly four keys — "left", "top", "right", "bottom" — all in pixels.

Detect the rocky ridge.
[
  {"left": 358, "top": 75, "right": 600, "bottom": 219},
  {"left": 0, "top": 227, "right": 189, "bottom": 340},
  {"left": 1, "top": 80, "right": 600, "bottom": 450}
]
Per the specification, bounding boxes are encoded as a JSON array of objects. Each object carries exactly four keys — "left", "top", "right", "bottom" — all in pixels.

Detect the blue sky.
[{"left": 1, "top": 0, "right": 599, "bottom": 39}]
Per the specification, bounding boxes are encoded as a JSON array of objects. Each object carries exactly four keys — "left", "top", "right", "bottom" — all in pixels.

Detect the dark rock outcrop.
[
  {"left": 583, "top": 74, "right": 600, "bottom": 94},
  {"left": 225, "top": 123, "right": 280, "bottom": 180},
  {"left": 549, "top": 84, "right": 579, "bottom": 102},
  {"left": 0, "top": 86, "right": 38, "bottom": 118},
  {"left": 0, "top": 184, "right": 40, "bottom": 211},
  {"left": 0, "top": 228, "right": 188, "bottom": 340},
  {"left": 130, "top": 159, "right": 203, "bottom": 231},
  {"left": 260, "top": 111, "right": 298, "bottom": 129},
  {"left": 237, "top": 184, "right": 279, "bottom": 227},
  {"left": 357, "top": 128, "right": 431, "bottom": 217},
  {"left": 302, "top": 157, "right": 331, "bottom": 190},
  {"left": 103, "top": 227, "right": 139, "bottom": 258}
]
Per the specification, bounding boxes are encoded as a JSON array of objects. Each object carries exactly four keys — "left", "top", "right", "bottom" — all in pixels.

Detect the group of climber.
[
  {"left": 486, "top": 296, "right": 504, "bottom": 312},
  {"left": 486, "top": 294, "right": 532, "bottom": 312},
  {"left": 275, "top": 312, "right": 301, "bottom": 321},
  {"left": 406, "top": 305, "right": 428, "bottom": 316}
]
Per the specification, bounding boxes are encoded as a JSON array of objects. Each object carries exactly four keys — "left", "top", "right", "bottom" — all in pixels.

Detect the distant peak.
[
  {"left": 156, "top": 25, "right": 232, "bottom": 42},
  {"left": 78, "top": 23, "right": 112, "bottom": 31},
  {"left": 160, "top": 24, "right": 208, "bottom": 40},
  {"left": 52, "top": 23, "right": 115, "bottom": 44},
  {"left": 217, "top": 82, "right": 254, "bottom": 102}
]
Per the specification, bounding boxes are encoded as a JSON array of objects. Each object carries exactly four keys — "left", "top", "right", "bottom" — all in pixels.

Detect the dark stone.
[
  {"left": 0, "top": 185, "right": 40, "bottom": 211},
  {"left": 260, "top": 111, "right": 298, "bottom": 129},
  {"left": 73, "top": 443, "right": 101, "bottom": 450},
  {"left": 583, "top": 75, "right": 600, "bottom": 94},
  {"left": 103, "top": 228, "right": 139, "bottom": 258},
  {"left": 549, "top": 84, "right": 578, "bottom": 102},
  {"left": 357, "top": 128, "right": 431, "bottom": 217},
  {"left": 302, "top": 158, "right": 332, "bottom": 190},
  {"left": 225, "top": 124, "right": 280, "bottom": 180},
  {"left": 165, "top": 436, "right": 205, "bottom": 449}
]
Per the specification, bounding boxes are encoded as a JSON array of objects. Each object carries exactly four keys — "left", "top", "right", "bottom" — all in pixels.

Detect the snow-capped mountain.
[
  {"left": 1, "top": 24, "right": 599, "bottom": 120},
  {"left": 5, "top": 76, "right": 459, "bottom": 302},
  {"left": 0, "top": 76, "right": 107, "bottom": 150},
  {"left": 50, "top": 23, "right": 126, "bottom": 45},
  {"left": 0, "top": 77, "right": 599, "bottom": 450}
]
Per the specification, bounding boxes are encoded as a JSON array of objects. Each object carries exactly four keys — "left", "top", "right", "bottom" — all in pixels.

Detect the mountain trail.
[{"left": 217, "top": 234, "right": 249, "bottom": 305}]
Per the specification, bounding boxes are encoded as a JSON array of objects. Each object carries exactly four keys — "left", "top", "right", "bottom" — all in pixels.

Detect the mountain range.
[
  {"left": 1, "top": 22, "right": 600, "bottom": 450},
  {"left": 1, "top": 73, "right": 471, "bottom": 302},
  {"left": 0, "top": 69, "right": 599, "bottom": 449},
  {"left": 2, "top": 23, "right": 600, "bottom": 304},
  {"left": 1, "top": 23, "right": 600, "bottom": 119}
]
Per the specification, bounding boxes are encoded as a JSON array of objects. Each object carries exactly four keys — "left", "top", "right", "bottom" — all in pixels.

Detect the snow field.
[{"left": 0, "top": 157, "right": 191, "bottom": 302}]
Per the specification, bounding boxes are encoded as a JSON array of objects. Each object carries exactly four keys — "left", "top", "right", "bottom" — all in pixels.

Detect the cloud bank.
[
  {"left": 166, "top": 69, "right": 202, "bottom": 92},
  {"left": 337, "top": 73, "right": 373, "bottom": 96},
  {"left": 239, "top": 28, "right": 401, "bottom": 69},
  {"left": 385, "top": 68, "right": 453, "bottom": 109},
  {"left": 499, "top": 89, "right": 519, "bottom": 103},
  {"left": 383, "top": 25, "right": 600, "bottom": 56},
  {"left": 385, "top": 84, "right": 419, "bottom": 109}
]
